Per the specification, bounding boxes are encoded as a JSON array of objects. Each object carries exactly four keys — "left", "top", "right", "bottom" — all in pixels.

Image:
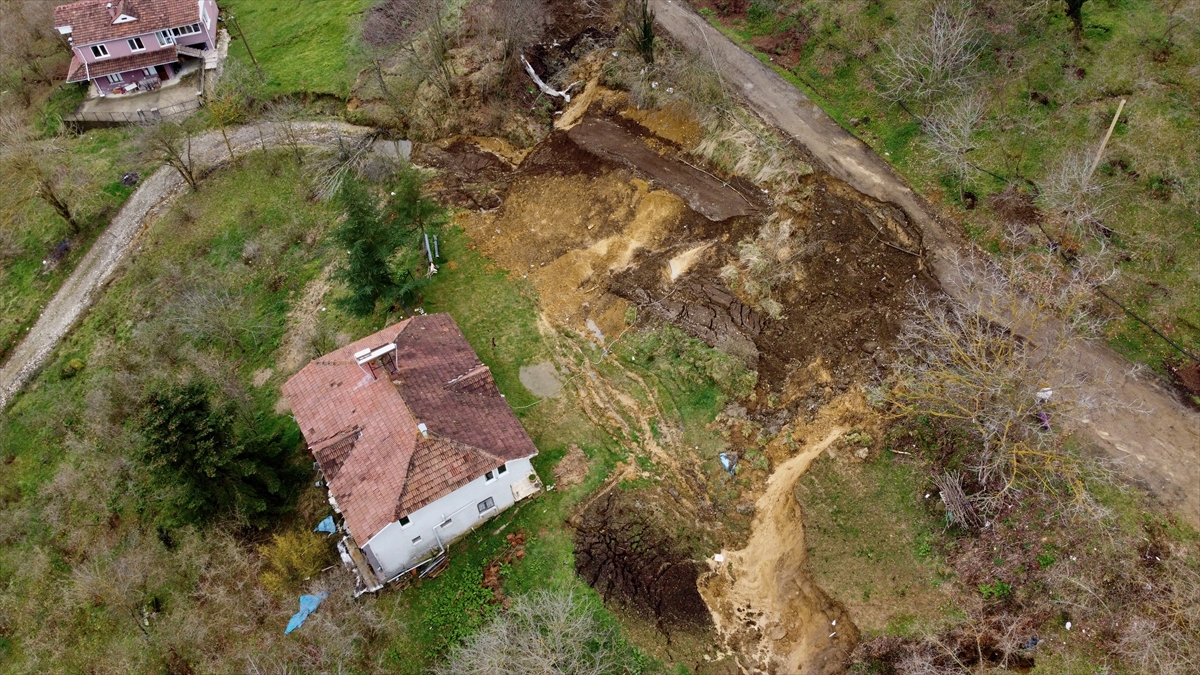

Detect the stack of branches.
[
  {"left": 308, "top": 131, "right": 381, "bottom": 201},
  {"left": 932, "top": 469, "right": 982, "bottom": 529}
]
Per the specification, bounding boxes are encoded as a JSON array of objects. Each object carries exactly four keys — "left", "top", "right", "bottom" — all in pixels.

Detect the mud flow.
[{"left": 435, "top": 87, "right": 938, "bottom": 672}]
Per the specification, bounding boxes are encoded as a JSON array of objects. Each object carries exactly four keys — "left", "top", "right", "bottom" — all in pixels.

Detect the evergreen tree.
[{"left": 135, "top": 379, "right": 303, "bottom": 527}]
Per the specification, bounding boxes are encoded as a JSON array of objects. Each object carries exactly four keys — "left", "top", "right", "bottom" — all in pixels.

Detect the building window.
[
  {"left": 91, "top": 44, "right": 110, "bottom": 58},
  {"left": 156, "top": 30, "right": 174, "bottom": 46},
  {"left": 106, "top": 73, "right": 123, "bottom": 84},
  {"left": 497, "top": 464, "right": 508, "bottom": 476},
  {"left": 477, "top": 497, "right": 495, "bottom": 513},
  {"left": 399, "top": 516, "right": 411, "bottom": 527},
  {"left": 171, "top": 23, "right": 201, "bottom": 37},
  {"left": 143, "top": 68, "right": 155, "bottom": 76},
  {"left": 484, "top": 470, "right": 495, "bottom": 483},
  {"left": 127, "top": 37, "right": 145, "bottom": 51},
  {"left": 440, "top": 518, "right": 452, "bottom": 528},
  {"left": 411, "top": 535, "right": 422, "bottom": 544}
]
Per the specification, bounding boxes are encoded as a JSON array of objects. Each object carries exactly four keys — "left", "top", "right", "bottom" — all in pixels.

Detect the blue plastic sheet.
[
  {"left": 314, "top": 515, "right": 337, "bottom": 533},
  {"left": 718, "top": 452, "right": 737, "bottom": 475},
  {"left": 285, "top": 592, "right": 328, "bottom": 634}
]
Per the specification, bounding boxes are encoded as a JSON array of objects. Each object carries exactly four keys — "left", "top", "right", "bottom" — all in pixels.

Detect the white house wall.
[{"left": 361, "top": 457, "right": 537, "bottom": 580}]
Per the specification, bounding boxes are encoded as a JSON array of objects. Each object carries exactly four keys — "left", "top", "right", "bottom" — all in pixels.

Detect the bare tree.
[
  {"left": 0, "top": 118, "right": 86, "bottom": 234},
  {"left": 483, "top": 0, "right": 546, "bottom": 63},
  {"left": 435, "top": 588, "right": 635, "bottom": 675},
  {"left": 878, "top": 0, "right": 982, "bottom": 105},
  {"left": 883, "top": 257, "right": 1107, "bottom": 504},
  {"left": 364, "top": 0, "right": 454, "bottom": 97},
  {"left": 265, "top": 100, "right": 305, "bottom": 164},
  {"left": 142, "top": 120, "right": 199, "bottom": 190},
  {"left": 922, "top": 94, "right": 985, "bottom": 192},
  {"left": 1038, "top": 148, "right": 1112, "bottom": 242}
]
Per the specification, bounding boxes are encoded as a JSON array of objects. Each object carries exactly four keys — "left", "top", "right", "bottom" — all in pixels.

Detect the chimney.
[
  {"left": 107, "top": 2, "right": 114, "bottom": 21},
  {"left": 417, "top": 423, "right": 429, "bottom": 439}
]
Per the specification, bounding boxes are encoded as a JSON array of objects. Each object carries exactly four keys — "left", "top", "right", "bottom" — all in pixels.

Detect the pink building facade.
[{"left": 54, "top": 0, "right": 219, "bottom": 96}]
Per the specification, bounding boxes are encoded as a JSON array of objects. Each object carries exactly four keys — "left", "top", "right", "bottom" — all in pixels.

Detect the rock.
[
  {"left": 854, "top": 447, "right": 870, "bottom": 460},
  {"left": 874, "top": 351, "right": 890, "bottom": 368},
  {"left": 861, "top": 341, "right": 879, "bottom": 354}
]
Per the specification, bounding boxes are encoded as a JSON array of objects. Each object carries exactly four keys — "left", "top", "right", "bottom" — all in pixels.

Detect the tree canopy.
[{"left": 135, "top": 379, "right": 304, "bottom": 527}]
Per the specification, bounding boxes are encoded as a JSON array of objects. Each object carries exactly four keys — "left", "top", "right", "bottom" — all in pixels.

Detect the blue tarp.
[
  {"left": 314, "top": 515, "right": 337, "bottom": 533},
  {"left": 719, "top": 452, "right": 737, "bottom": 475},
  {"left": 285, "top": 592, "right": 328, "bottom": 634}
]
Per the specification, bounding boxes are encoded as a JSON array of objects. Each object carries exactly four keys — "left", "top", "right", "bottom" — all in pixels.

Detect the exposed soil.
[
  {"left": 573, "top": 489, "right": 712, "bottom": 630},
  {"left": 552, "top": 444, "right": 590, "bottom": 488},
  {"left": 699, "top": 393, "right": 871, "bottom": 675}
]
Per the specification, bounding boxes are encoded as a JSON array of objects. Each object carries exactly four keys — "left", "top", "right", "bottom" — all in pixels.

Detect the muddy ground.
[{"left": 420, "top": 83, "right": 938, "bottom": 671}]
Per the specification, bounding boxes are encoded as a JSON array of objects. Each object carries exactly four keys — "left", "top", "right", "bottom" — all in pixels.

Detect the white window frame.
[
  {"left": 484, "top": 470, "right": 496, "bottom": 483},
  {"left": 497, "top": 464, "right": 508, "bottom": 476},
  {"left": 143, "top": 67, "right": 155, "bottom": 76},
  {"left": 398, "top": 516, "right": 411, "bottom": 527},
  {"left": 477, "top": 497, "right": 496, "bottom": 514},
  {"left": 411, "top": 535, "right": 422, "bottom": 544},
  {"left": 156, "top": 30, "right": 174, "bottom": 46},
  {"left": 203, "top": 8, "right": 211, "bottom": 30},
  {"left": 106, "top": 73, "right": 123, "bottom": 84},
  {"left": 127, "top": 37, "right": 145, "bottom": 52},
  {"left": 171, "top": 23, "right": 201, "bottom": 38},
  {"left": 91, "top": 44, "right": 110, "bottom": 58}
]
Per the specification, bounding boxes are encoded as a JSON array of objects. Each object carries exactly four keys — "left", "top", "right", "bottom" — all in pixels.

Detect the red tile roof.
[
  {"left": 55, "top": 0, "right": 200, "bottom": 46},
  {"left": 66, "top": 45, "right": 177, "bottom": 82},
  {"left": 282, "top": 314, "right": 538, "bottom": 544}
]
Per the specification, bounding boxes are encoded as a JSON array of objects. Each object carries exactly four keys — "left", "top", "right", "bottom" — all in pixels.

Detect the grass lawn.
[
  {"left": 696, "top": 0, "right": 1200, "bottom": 372},
  {"left": 219, "top": 0, "right": 372, "bottom": 98}
]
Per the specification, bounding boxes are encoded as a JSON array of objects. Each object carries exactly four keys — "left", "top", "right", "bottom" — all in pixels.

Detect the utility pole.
[{"left": 221, "top": 13, "right": 262, "bottom": 79}]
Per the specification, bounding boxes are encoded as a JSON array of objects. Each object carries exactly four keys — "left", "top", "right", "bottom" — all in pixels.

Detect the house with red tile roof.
[
  {"left": 54, "top": 0, "right": 219, "bottom": 96},
  {"left": 282, "top": 314, "right": 542, "bottom": 591}
]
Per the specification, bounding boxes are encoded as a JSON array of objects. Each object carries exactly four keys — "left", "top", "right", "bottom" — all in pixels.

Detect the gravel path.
[
  {"left": 0, "top": 121, "right": 375, "bottom": 411},
  {"left": 653, "top": 0, "right": 1199, "bottom": 526}
]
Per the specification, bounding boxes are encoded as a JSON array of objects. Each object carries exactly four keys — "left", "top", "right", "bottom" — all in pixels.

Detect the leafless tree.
[
  {"left": 0, "top": 117, "right": 86, "bottom": 234},
  {"left": 878, "top": 0, "right": 982, "bottom": 105},
  {"left": 435, "top": 588, "right": 635, "bottom": 675},
  {"left": 265, "top": 100, "right": 305, "bottom": 164},
  {"left": 1038, "top": 148, "right": 1113, "bottom": 242},
  {"left": 883, "top": 256, "right": 1107, "bottom": 504},
  {"left": 721, "top": 213, "right": 803, "bottom": 319},
  {"left": 483, "top": 0, "right": 546, "bottom": 63},
  {"left": 922, "top": 94, "right": 985, "bottom": 191},
  {"left": 169, "top": 285, "right": 270, "bottom": 353},
  {"left": 142, "top": 120, "right": 200, "bottom": 190},
  {"left": 364, "top": 0, "right": 454, "bottom": 97}
]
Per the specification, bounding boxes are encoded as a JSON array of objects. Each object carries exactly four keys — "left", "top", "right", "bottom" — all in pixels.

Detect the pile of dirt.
[
  {"left": 553, "top": 444, "right": 590, "bottom": 488},
  {"left": 1167, "top": 358, "right": 1200, "bottom": 408},
  {"left": 572, "top": 490, "right": 711, "bottom": 629}
]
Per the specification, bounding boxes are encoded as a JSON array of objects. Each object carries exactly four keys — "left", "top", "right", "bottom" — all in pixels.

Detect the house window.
[
  {"left": 399, "top": 516, "right": 411, "bottom": 527},
  {"left": 484, "top": 471, "right": 495, "bottom": 483},
  {"left": 171, "top": 23, "right": 201, "bottom": 37},
  {"left": 156, "top": 30, "right": 174, "bottom": 46},
  {"left": 106, "top": 73, "right": 123, "bottom": 84},
  {"left": 411, "top": 535, "right": 422, "bottom": 544},
  {"left": 440, "top": 518, "right": 452, "bottom": 528},
  {"left": 477, "top": 497, "right": 495, "bottom": 513},
  {"left": 127, "top": 37, "right": 145, "bottom": 51},
  {"left": 143, "top": 68, "right": 155, "bottom": 76},
  {"left": 91, "top": 44, "right": 110, "bottom": 58},
  {"left": 497, "top": 464, "right": 508, "bottom": 476}
]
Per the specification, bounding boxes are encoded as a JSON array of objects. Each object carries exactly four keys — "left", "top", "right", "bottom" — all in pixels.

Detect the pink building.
[{"left": 54, "top": 0, "right": 220, "bottom": 96}]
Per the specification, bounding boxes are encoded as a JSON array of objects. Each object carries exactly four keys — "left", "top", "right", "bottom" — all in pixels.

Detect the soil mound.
[{"left": 573, "top": 490, "right": 711, "bottom": 629}]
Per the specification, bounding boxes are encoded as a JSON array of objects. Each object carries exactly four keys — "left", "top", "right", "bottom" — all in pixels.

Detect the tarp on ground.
[{"left": 285, "top": 592, "right": 328, "bottom": 634}]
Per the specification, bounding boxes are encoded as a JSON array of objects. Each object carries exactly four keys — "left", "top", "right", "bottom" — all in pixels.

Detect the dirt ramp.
[{"left": 568, "top": 118, "right": 758, "bottom": 221}]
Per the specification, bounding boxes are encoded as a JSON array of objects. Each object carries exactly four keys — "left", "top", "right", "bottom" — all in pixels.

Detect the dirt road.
[
  {"left": 653, "top": 0, "right": 1199, "bottom": 527},
  {"left": 0, "top": 122, "right": 376, "bottom": 412}
]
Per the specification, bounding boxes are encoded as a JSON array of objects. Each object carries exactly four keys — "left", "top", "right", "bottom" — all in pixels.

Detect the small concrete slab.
[{"left": 519, "top": 361, "right": 564, "bottom": 398}]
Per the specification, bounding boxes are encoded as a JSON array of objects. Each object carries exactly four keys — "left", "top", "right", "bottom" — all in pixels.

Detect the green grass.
[
  {"left": 220, "top": 0, "right": 372, "bottom": 98},
  {"left": 701, "top": 0, "right": 1200, "bottom": 370},
  {"left": 0, "top": 128, "right": 148, "bottom": 366}
]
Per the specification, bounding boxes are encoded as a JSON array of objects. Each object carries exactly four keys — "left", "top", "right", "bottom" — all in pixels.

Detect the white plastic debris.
[
  {"left": 1036, "top": 388, "right": 1054, "bottom": 402},
  {"left": 1065, "top": 621, "right": 1072, "bottom": 631},
  {"left": 714, "top": 553, "right": 725, "bottom": 563},
  {"left": 832, "top": 620, "right": 837, "bottom": 626},
  {"left": 829, "top": 632, "right": 837, "bottom": 638}
]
